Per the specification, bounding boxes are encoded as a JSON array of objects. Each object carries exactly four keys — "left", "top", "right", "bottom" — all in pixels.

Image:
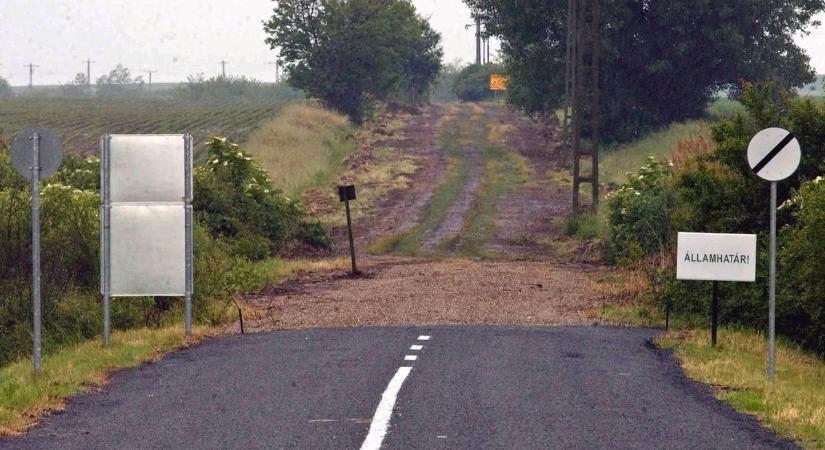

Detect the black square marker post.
[{"left": 338, "top": 185, "right": 358, "bottom": 276}]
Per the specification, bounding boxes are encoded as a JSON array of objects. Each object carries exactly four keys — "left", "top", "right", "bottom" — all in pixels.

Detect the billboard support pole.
[
  {"left": 31, "top": 132, "right": 42, "bottom": 372},
  {"left": 101, "top": 135, "right": 112, "bottom": 347},
  {"left": 184, "top": 134, "right": 193, "bottom": 337}
]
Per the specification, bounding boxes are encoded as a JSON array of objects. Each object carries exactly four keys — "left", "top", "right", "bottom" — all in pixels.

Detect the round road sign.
[
  {"left": 747, "top": 127, "right": 801, "bottom": 182},
  {"left": 11, "top": 127, "right": 64, "bottom": 180}
]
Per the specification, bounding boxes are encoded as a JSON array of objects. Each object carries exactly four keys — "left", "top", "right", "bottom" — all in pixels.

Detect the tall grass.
[
  {"left": 660, "top": 328, "right": 825, "bottom": 449},
  {"left": 600, "top": 120, "right": 711, "bottom": 185},
  {"left": 242, "top": 103, "right": 356, "bottom": 197}
]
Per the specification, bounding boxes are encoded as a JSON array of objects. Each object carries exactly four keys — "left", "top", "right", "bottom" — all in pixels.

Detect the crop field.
[{"left": 0, "top": 97, "right": 295, "bottom": 156}]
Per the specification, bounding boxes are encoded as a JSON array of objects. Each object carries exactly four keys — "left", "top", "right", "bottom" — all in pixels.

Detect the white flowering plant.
[
  {"left": 193, "top": 137, "right": 330, "bottom": 259},
  {"left": 605, "top": 156, "right": 675, "bottom": 261}
]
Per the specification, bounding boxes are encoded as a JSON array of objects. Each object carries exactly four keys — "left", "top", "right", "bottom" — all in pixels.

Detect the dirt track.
[{"left": 241, "top": 102, "right": 620, "bottom": 329}]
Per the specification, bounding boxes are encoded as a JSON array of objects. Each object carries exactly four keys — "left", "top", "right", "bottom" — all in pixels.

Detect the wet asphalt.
[{"left": 0, "top": 326, "right": 797, "bottom": 449}]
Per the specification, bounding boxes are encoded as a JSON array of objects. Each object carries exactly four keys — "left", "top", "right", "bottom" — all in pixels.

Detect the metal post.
[
  {"left": 184, "top": 134, "right": 194, "bottom": 337},
  {"left": 101, "top": 135, "right": 111, "bottom": 346},
  {"left": 475, "top": 18, "right": 482, "bottom": 65},
  {"left": 345, "top": 198, "right": 357, "bottom": 276},
  {"left": 711, "top": 281, "right": 719, "bottom": 347},
  {"left": 31, "top": 132, "right": 42, "bottom": 373},
  {"left": 768, "top": 181, "right": 777, "bottom": 381}
]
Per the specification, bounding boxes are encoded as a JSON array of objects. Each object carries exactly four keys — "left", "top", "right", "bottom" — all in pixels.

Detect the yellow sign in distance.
[{"left": 490, "top": 74, "right": 508, "bottom": 91}]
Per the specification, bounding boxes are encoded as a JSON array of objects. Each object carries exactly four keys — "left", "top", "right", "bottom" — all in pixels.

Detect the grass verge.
[
  {"left": 0, "top": 325, "right": 215, "bottom": 436},
  {"left": 446, "top": 135, "right": 530, "bottom": 258},
  {"left": 600, "top": 120, "right": 711, "bottom": 185},
  {"left": 591, "top": 297, "right": 825, "bottom": 449},
  {"left": 243, "top": 103, "right": 356, "bottom": 197},
  {"left": 0, "top": 256, "right": 350, "bottom": 437},
  {"left": 367, "top": 105, "right": 471, "bottom": 255}
]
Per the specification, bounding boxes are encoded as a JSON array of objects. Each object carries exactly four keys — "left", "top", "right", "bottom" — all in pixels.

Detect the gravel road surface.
[{"left": 0, "top": 326, "right": 796, "bottom": 450}]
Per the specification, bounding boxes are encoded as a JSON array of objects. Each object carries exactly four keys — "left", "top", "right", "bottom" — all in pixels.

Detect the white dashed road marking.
[
  {"left": 360, "top": 367, "right": 413, "bottom": 450},
  {"left": 360, "top": 334, "right": 432, "bottom": 450}
]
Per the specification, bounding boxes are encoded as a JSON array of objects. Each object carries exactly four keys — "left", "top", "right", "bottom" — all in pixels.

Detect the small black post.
[
  {"left": 711, "top": 281, "right": 719, "bottom": 347},
  {"left": 665, "top": 301, "right": 670, "bottom": 331},
  {"left": 338, "top": 185, "right": 358, "bottom": 276},
  {"left": 345, "top": 198, "right": 357, "bottom": 275},
  {"left": 238, "top": 307, "right": 245, "bottom": 334}
]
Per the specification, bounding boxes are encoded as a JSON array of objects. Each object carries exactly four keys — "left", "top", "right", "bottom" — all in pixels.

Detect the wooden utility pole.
[
  {"left": 475, "top": 17, "right": 482, "bottom": 64},
  {"left": 85, "top": 59, "right": 94, "bottom": 86},
  {"left": 568, "top": 0, "right": 601, "bottom": 210},
  {"left": 146, "top": 70, "right": 156, "bottom": 91},
  {"left": 24, "top": 63, "right": 39, "bottom": 90}
]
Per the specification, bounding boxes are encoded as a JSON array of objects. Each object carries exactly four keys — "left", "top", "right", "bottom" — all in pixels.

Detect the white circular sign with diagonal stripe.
[{"left": 747, "top": 127, "right": 801, "bottom": 182}]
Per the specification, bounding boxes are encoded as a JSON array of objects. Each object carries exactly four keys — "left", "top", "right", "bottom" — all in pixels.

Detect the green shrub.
[
  {"left": 606, "top": 157, "right": 675, "bottom": 261},
  {"left": 194, "top": 137, "right": 329, "bottom": 259},
  {"left": 610, "top": 82, "right": 825, "bottom": 356},
  {"left": 453, "top": 63, "right": 504, "bottom": 102},
  {"left": 174, "top": 75, "right": 304, "bottom": 103},
  {"left": 0, "top": 136, "right": 329, "bottom": 366}
]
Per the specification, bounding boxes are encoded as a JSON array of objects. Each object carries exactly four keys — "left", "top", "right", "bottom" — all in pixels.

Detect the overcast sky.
[{"left": 0, "top": 1, "right": 821, "bottom": 86}]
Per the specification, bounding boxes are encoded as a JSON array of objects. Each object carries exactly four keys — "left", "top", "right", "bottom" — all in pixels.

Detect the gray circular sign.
[
  {"left": 747, "top": 127, "right": 801, "bottom": 182},
  {"left": 11, "top": 127, "right": 64, "bottom": 180}
]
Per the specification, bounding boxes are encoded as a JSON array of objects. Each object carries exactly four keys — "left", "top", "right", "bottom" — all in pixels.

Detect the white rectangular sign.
[
  {"left": 104, "top": 134, "right": 190, "bottom": 297},
  {"left": 676, "top": 232, "right": 757, "bottom": 282}
]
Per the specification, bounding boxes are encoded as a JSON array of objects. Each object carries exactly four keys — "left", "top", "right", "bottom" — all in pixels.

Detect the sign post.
[
  {"left": 338, "top": 185, "right": 358, "bottom": 276},
  {"left": 101, "top": 134, "right": 194, "bottom": 345},
  {"left": 676, "top": 232, "right": 757, "bottom": 347},
  {"left": 11, "top": 127, "right": 63, "bottom": 373},
  {"left": 747, "top": 127, "right": 801, "bottom": 381}
]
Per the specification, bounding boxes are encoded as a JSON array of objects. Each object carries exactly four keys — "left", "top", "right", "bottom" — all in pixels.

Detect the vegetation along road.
[{"left": 0, "top": 102, "right": 801, "bottom": 448}]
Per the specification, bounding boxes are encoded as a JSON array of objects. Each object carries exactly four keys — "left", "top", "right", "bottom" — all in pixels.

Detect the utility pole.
[
  {"left": 146, "top": 70, "right": 156, "bottom": 91},
  {"left": 84, "top": 59, "right": 95, "bottom": 95},
  {"left": 475, "top": 17, "right": 482, "bottom": 65},
  {"left": 219, "top": 60, "right": 228, "bottom": 77},
  {"left": 465, "top": 17, "right": 483, "bottom": 65},
  {"left": 268, "top": 61, "right": 281, "bottom": 83},
  {"left": 85, "top": 59, "right": 94, "bottom": 86},
  {"left": 24, "top": 63, "right": 38, "bottom": 90},
  {"left": 569, "top": 0, "right": 602, "bottom": 210}
]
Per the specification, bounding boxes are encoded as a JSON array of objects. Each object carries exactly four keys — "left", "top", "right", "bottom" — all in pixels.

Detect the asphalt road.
[{"left": 0, "top": 326, "right": 797, "bottom": 450}]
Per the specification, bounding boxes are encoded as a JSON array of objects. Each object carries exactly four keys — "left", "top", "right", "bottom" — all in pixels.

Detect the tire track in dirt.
[
  {"left": 483, "top": 107, "right": 573, "bottom": 260},
  {"left": 420, "top": 146, "right": 483, "bottom": 251}
]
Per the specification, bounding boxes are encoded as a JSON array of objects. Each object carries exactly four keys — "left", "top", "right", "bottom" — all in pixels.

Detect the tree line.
[{"left": 464, "top": 0, "right": 824, "bottom": 142}]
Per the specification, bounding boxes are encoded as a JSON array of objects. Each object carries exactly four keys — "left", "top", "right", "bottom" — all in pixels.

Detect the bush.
[
  {"left": 174, "top": 75, "right": 304, "bottom": 103},
  {"left": 0, "top": 136, "right": 330, "bottom": 366},
  {"left": 606, "top": 157, "right": 675, "bottom": 261},
  {"left": 608, "top": 83, "right": 825, "bottom": 355},
  {"left": 194, "top": 137, "right": 330, "bottom": 259},
  {"left": 453, "top": 63, "right": 505, "bottom": 102},
  {"left": 0, "top": 77, "right": 13, "bottom": 98}
]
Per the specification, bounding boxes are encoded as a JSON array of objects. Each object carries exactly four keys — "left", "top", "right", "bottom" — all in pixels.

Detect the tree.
[
  {"left": 0, "top": 76, "right": 13, "bottom": 98},
  {"left": 96, "top": 64, "right": 144, "bottom": 98},
  {"left": 453, "top": 63, "right": 504, "bottom": 102},
  {"left": 464, "top": 0, "right": 824, "bottom": 142},
  {"left": 61, "top": 73, "right": 90, "bottom": 97},
  {"left": 264, "top": 0, "right": 443, "bottom": 122}
]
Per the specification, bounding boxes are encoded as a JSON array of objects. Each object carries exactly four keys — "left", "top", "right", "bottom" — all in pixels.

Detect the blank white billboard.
[{"left": 105, "top": 134, "right": 189, "bottom": 297}]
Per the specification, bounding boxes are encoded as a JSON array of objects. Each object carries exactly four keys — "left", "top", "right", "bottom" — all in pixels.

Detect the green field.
[{"left": 0, "top": 97, "right": 295, "bottom": 156}]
